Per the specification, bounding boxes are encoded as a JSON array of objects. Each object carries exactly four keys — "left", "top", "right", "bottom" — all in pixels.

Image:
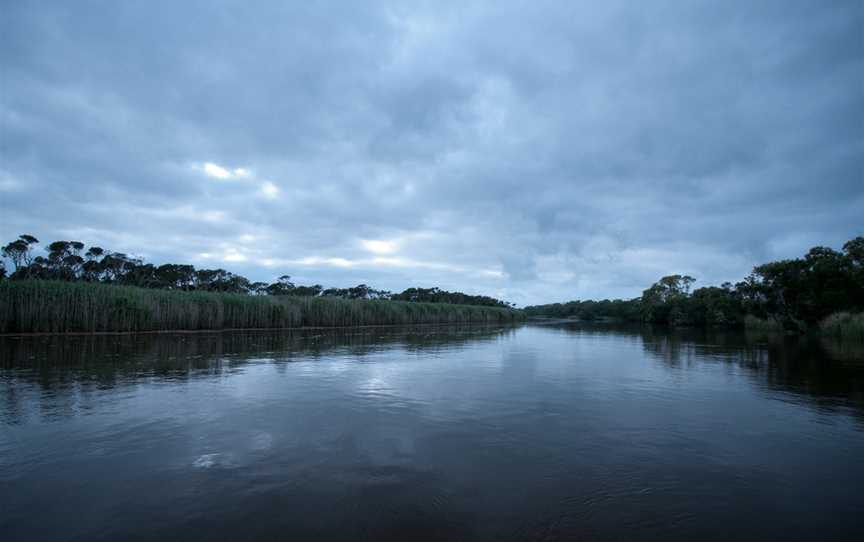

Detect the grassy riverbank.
[{"left": 0, "top": 281, "right": 524, "bottom": 334}]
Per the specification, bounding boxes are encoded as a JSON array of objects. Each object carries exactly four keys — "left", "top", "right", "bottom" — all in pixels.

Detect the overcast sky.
[{"left": 1, "top": 1, "right": 861, "bottom": 305}]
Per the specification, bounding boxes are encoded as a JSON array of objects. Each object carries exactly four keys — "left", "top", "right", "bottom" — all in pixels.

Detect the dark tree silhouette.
[{"left": 0, "top": 235, "right": 516, "bottom": 307}]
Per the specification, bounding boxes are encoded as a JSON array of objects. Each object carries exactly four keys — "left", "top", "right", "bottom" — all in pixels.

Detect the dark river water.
[{"left": 2, "top": 323, "right": 863, "bottom": 541}]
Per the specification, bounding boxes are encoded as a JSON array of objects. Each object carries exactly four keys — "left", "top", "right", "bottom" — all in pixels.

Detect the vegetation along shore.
[
  {"left": 0, "top": 280, "right": 522, "bottom": 334},
  {"left": 525, "top": 236, "right": 864, "bottom": 336},
  {"left": 0, "top": 235, "right": 522, "bottom": 334},
  {"left": 1, "top": 234, "right": 862, "bottom": 336}
]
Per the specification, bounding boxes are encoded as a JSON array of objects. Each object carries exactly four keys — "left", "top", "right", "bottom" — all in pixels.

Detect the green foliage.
[
  {"left": 0, "top": 281, "right": 523, "bottom": 334},
  {"left": 525, "top": 236, "right": 864, "bottom": 333},
  {"left": 0, "top": 234, "right": 516, "bottom": 309},
  {"left": 522, "top": 298, "right": 642, "bottom": 321},
  {"left": 743, "top": 314, "right": 784, "bottom": 332},
  {"left": 390, "top": 287, "right": 514, "bottom": 307},
  {"left": 820, "top": 312, "right": 864, "bottom": 342}
]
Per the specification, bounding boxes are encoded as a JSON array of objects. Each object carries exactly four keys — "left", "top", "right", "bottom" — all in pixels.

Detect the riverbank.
[
  {"left": 0, "top": 280, "right": 524, "bottom": 334},
  {"left": 527, "top": 312, "right": 864, "bottom": 341}
]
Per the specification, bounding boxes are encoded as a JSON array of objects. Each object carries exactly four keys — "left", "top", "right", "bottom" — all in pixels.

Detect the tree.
[
  {"left": 2, "top": 234, "right": 39, "bottom": 277},
  {"left": 751, "top": 246, "right": 859, "bottom": 328},
  {"left": 292, "top": 284, "right": 323, "bottom": 297},
  {"left": 100, "top": 253, "right": 141, "bottom": 283},
  {"left": 266, "top": 275, "right": 296, "bottom": 296},
  {"left": 640, "top": 275, "right": 696, "bottom": 324},
  {"left": 81, "top": 247, "right": 106, "bottom": 282},
  {"left": 843, "top": 236, "right": 864, "bottom": 309},
  {"left": 250, "top": 282, "right": 270, "bottom": 295},
  {"left": 45, "top": 241, "right": 85, "bottom": 280},
  {"left": 155, "top": 264, "right": 196, "bottom": 290}
]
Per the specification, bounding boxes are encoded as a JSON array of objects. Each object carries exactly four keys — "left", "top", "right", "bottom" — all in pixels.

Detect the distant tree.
[
  {"left": 155, "top": 264, "right": 196, "bottom": 290},
  {"left": 843, "top": 236, "right": 864, "bottom": 264},
  {"left": 347, "top": 284, "right": 372, "bottom": 299},
  {"left": 100, "top": 253, "right": 141, "bottom": 283},
  {"left": 640, "top": 275, "right": 696, "bottom": 324},
  {"left": 689, "top": 286, "right": 743, "bottom": 326},
  {"left": 843, "top": 236, "right": 864, "bottom": 309},
  {"left": 322, "top": 284, "right": 391, "bottom": 300},
  {"left": 266, "top": 275, "right": 296, "bottom": 296},
  {"left": 2, "top": 234, "right": 39, "bottom": 278},
  {"left": 81, "top": 247, "right": 106, "bottom": 281},
  {"left": 193, "top": 268, "right": 250, "bottom": 293},
  {"left": 45, "top": 241, "right": 85, "bottom": 280},
  {"left": 124, "top": 263, "right": 158, "bottom": 288},
  {"left": 249, "top": 282, "right": 270, "bottom": 295},
  {"left": 391, "top": 286, "right": 507, "bottom": 307},
  {"left": 292, "top": 284, "right": 323, "bottom": 297}
]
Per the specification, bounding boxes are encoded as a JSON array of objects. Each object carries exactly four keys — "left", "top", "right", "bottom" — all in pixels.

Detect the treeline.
[
  {"left": 0, "top": 235, "right": 514, "bottom": 308},
  {"left": 524, "top": 237, "right": 864, "bottom": 333}
]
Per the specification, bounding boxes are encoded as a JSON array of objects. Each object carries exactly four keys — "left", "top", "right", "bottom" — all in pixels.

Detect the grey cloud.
[{"left": 1, "top": 0, "right": 861, "bottom": 306}]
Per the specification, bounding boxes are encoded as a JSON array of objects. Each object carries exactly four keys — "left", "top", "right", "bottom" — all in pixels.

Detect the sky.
[{"left": 1, "top": 0, "right": 862, "bottom": 306}]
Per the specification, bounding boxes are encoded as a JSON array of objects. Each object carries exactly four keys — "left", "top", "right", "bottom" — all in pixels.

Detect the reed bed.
[
  {"left": 820, "top": 312, "right": 864, "bottom": 342},
  {"left": 0, "top": 281, "right": 523, "bottom": 334},
  {"left": 743, "top": 314, "right": 784, "bottom": 332}
]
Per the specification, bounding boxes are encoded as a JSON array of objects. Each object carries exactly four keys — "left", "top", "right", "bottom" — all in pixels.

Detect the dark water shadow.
[{"left": 533, "top": 322, "right": 864, "bottom": 425}]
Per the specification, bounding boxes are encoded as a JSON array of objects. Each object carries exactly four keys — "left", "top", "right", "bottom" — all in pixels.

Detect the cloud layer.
[{"left": 2, "top": 0, "right": 862, "bottom": 305}]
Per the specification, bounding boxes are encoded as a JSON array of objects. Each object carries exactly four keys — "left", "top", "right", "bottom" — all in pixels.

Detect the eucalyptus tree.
[
  {"left": 81, "top": 247, "right": 106, "bottom": 281},
  {"left": 100, "top": 253, "right": 142, "bottom": 283},
  {"left": 155, "top": 264, "right": 196, "bottom": 290},
  {"left": 2, "top": 234, "right": 39, "bottom": 278},
  {"left": 265, "top": 275, "right": 296, "bottom": 296},
  {"left": 45, "top": 241, "right": 85, "bottom": 280}
]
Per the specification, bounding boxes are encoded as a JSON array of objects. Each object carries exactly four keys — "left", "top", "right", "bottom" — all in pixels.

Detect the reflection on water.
[
  {"left": 574, "top": 324, "right": 864, "bottom": 421},
  {"left": 2, "top": 323, "right": 863, "bottom": 541},
  {"left": 1, "top": 326, "right": 515, "bottom": 425}
]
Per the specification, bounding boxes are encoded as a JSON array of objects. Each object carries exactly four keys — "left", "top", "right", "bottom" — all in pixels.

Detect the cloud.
[
  {"left": 361, "top": 239, "right": 399, "bottom": 255},
  {"left": 259, "top": 181, "right": 279, "bottom": 199},
  {"left": 197, "top": 162, "right": 253, "bottom": 180},
  {"left": 202, "top": 162, "right": 233, "bottom": 179},
  {"left": 1, "top": 0, "right": 862, "bottom": 305}
]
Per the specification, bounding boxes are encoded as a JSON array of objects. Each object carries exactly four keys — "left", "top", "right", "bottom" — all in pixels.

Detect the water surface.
[{"left": 2, "top": 323, "right": 863, "bottom": 541}]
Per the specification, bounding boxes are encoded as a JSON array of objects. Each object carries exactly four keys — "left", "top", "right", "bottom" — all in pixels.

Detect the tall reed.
[
  {"left": 0, "top": 281, "right": 523, "bottom": 333},
  {"left": 820, "top": 312, "right": 864, "bottom": 342},
  {"left": 743, "top": 314, "right": 784, "bottom": 332}
]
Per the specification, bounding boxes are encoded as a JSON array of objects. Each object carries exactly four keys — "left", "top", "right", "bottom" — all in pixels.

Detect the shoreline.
[{"left": 0, "top": 280, "right": 524, "bottom": 335}]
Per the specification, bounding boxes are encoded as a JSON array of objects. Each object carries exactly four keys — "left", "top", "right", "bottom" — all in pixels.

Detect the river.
[{"left": 2, "top": 323, "right": 863, "bottom": 540}]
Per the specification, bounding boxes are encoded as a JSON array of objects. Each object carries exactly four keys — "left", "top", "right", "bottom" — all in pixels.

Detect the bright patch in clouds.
[
  {"left": 361, "top": 239, "right": 398, "bottom": 255},
  {"left": 203, "top": 162, "right": 231, "bottom": 179},
  {"left": 263, "top": 253, "right": 504, "bottom": 279},
  {"left": 299, "top": 256, "right": 355, "bottom": 268},
  {"left": 260, "top": 181, "right": 279, "bottom": 199},
  {"left": 224, "top": 251, "right": 247, "bottom": 262},
  {"left": 199, "top": 162, "right": 252, "bottom": 180},
  {"left": 196, "top": 162, "right": 280, "bottom": 201}
]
